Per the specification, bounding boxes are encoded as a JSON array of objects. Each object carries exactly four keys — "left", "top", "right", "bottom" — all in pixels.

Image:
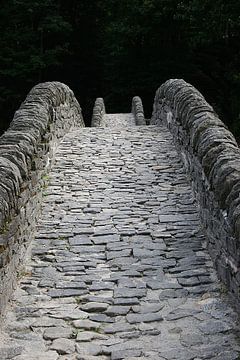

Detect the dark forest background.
[{"left": 0, "top": 0, "right": 240, "bottom": 135}]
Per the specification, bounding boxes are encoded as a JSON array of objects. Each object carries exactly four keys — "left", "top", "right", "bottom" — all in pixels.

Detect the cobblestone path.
[
  {"left": 0, "top": 124, "right": 239, "bottom": 359},
  {"left": 102, "top": 114, "right": 135, "bottom": 127}
]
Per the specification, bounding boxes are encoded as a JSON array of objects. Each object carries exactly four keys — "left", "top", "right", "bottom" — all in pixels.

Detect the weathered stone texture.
[
  {"left": 0, "top": 81, "right": 84, "bottom": 316},
  {"left": 151, "top": 78, "right": 240, "bottom": 306},
  {"left": 92, "top": 96, "right": 145, "bottom": 127},
  {"left": 131, "top": 96, "right": 146, "bottom": 125},
  {"left": 0, "top": 125, "right": 238, "bottom": 359},
  {"left": 0, "top": 81, "right": 239, "bottom": 358},
  {"left": 91, "top": 98, "right": 106, "bottom": 127}
]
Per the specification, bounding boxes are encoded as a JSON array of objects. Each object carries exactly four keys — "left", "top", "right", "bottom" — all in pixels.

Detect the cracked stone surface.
[{"left": 0, "top": 119, "right": 239, "bottom": 359}]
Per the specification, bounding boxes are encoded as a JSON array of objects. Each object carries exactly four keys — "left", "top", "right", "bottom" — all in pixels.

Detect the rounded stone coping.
[
  {"left": 151, "top": 79, "right": 240, "bottom": 239},
  {"left": 132, "top": 96, "right": 146, "bottom": 125},
  {"left": 0, "top": 81, "right": 84, "bottom": 230},
  {"left": 91, "top": 98, "right": 106, "bottom": 127},
  {"left": 92, "top": 96, "right": 145, "bottom": 127}
]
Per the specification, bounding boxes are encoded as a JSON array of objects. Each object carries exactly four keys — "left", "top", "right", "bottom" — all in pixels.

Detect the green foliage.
[
  {"left": 97, "top": 0, "right": 240, "bottom": 134},
  {"left": 0, "top": 0, "right": 240, "bottom": 135},
  {"left": 0, "top": 0, "right": 72, "bottom": 133}
]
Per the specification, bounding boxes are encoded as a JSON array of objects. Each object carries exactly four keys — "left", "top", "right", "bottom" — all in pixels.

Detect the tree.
[
  {"left": 0, "top": 0, "right": 71, "bottom": 132},
  {"left": 0, "top": 0, "right": 240, "bottom": 134}
]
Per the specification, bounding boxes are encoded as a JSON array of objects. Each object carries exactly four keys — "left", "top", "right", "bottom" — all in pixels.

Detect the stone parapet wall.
[
  {"left": 0, "top": 81, "right": 84, "bottom": 315},
  {"left": 131, "top": 96, "right": 146, "bottom": 125},
  {"left": 92, "top": 97, "right": 145, "bottom": 127},
  {"left": 91, "top": 98, "right": 106, "bottom": 127},
  {"left": 151, "top": 79, "right": 240, "bottom": 306}
]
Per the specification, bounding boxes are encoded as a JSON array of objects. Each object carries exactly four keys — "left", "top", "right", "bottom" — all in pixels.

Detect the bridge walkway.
[
  {"left": 0, "top": 117, "right": 239, "bottom": 359},
  {"left": 102, "top": 114, "right": 135, "bottom": 127}
]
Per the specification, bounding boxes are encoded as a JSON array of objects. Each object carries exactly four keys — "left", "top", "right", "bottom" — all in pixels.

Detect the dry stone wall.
[
  {"left": 151, "top": 79, "right": 240, "bottom": 306},
  {"left": 0, "top": 81, "right": 84, "bottom": 315},
  {"left": 131, "top": 96, "right": 146, "bottom": 125},
  {"left": 91, "top": 97, "right": 145, "bottom": 127},
  {"left": 91, "top": 98, "right": 106, "bottom": 127}
]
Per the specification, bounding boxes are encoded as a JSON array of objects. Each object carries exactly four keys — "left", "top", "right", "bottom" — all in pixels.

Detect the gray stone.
[
  {"left": 159, "top": 289, "right": 188, "bottom": 300},
  {"left": 55, "top": 281, "right": 87, "bottom": 289},
  {"left": 147, "top": 280, "right": 181, "bottom": 290},
  {"left": 113, "top": 297, "right": 139, "bottom": 305},
  {"left": 48, "top": 308, "right": 89, "bottom": 320},
  {"left": 43, "top": 326, "right": 73, "bottom": 340},
  {"left": 15, "top": 350, "right": 59, "bottom": 360},
  {"left": 73, "top": 228, "right": 94, "bottom": 235},
  {"left": 76, "top": 343, "right": 102, "bottom": 356},
  {"left": 92, "top": 234, "right": 120, "bottom": 244},
  {"left": 0, "top": 346, "right": 23, "bottom": 359},
  {"left": 198, "top": 320, "right": 232, "bottom": 334},
  {"left": 180, "top": 332, "right": 207, "bottom": 346},
  {"left": 80, "top": 295, "right": 113, "bottom": 304},
  {"left": 89, "top": 313, "right": 114, "bottom": 323},
  {"left": 76, "top": 356, "right": 107, "bottom": 360},
  {"left": 166, "top": 308, "right": 201, "bottom": 321},
  {"left": 38, "top": 279, "right": 55, "bottom": 287},
  {"left": 48, "top": 289, "right": 88, "bottom": 298},
  {"left": 76, "top": 331, "right": 108, "bottom": 342},
  {"left": 178, "top": 277, "right": 201, "bottom": 287},
  {"left": 168, "top": 327, "right": 183, "bottom": 334},
  {"left": 69, "top": 235, "right": 92, "bottom": 245},
  {"left": 132, "top": 303, "right": 164, "bottom": 313},
  {"left": 107, "top": 249, "right": 132, "bottom": 260},
  {"left": 103, "top": 323, "right": 136, "bottom": 334},
  {"left": 111, "top": 349, "right": 142, "bottom": 360},
  {"left": 50, "top": 338, "right": 75, "bottom": 354},
  {"left": 105, "top": 306, "right": 131, "bottom": 316},
  {"left": 73, "top": 319, "right": 100, "bottom": 330},
  {"left": 159, "top": 348, "right": 195, "bottom": 360},
  {"left": 81, "top": 302, "right": 109, "bottom": 312},
  {"left": 114, "top": 288, "right": 146, "bottom": 298},
  {"left": 212, "top": 351, "right": 240, "bottom": 360},
  {"left": 118, "top": 278, "right": 146, "bottom": 288},
  {"left": 31, "top": 317, "right": 67, "bottom": 327},
  {"left": 126, "top": 312, "right": 163, "bottom": 324}
]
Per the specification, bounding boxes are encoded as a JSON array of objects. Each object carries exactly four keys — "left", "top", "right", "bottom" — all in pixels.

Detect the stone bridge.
[{"left": 0, "top": 80, "right": 239, "bottom": 359}]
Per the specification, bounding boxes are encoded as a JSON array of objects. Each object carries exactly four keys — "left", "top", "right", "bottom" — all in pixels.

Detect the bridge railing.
[
  {"left": 151, "top": 79, "right": 240, "bottom": 307},
  {"left": 92, "top": 96, "right": 145, "bottom": 126},
  {"left": 0, "top": 82, "right": 84, "bottom": 315},
  {"left": 131, "top": 96, "right": 146, "bottom": 125},
  {"left": 91, "top": 98, "right": 106, "bottom": 127}
]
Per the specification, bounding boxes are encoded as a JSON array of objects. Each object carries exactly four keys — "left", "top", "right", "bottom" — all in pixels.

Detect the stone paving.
[
  {"left": 102, "top": 114, "right": 135, "bottom": 127},
  {"left": 0, "top": 120, "right": 240, "bottom": 359}
]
